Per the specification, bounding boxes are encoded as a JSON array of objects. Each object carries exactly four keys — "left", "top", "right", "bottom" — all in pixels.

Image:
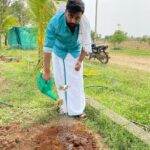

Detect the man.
[{"left": 43, "top": 0, "right": 91, "bottom": 119}]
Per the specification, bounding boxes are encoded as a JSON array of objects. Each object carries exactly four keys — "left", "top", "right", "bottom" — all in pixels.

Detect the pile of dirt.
[{"left": 0, "top": 117, "right": 107, "bottom": 150}]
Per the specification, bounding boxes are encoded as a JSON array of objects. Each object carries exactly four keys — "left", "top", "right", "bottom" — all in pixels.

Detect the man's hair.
[{"left": 66, "top": 0, "right": 85, "bottom": 14}]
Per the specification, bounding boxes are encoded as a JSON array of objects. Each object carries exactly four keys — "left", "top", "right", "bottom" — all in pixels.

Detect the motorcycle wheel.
[{"left": 97, "top": 51, "right": 109, "bottom": 64}]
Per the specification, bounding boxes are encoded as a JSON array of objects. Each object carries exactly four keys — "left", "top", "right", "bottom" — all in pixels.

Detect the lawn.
[
  {"left": 0, "top": 48, "right": 150, "bottom": 149},
  {"left": 110, "top": 48, "right": 150, "bottom": 58},
  {"left": 84, "top": 60, "right": 150, "bottom": 126},
  {"left": 0, "top": 49, "right": 58, "bottom": 126}
]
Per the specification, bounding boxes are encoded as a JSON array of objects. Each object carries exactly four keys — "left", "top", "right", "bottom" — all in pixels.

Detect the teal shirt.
[{"left": 44, "top": 12, "right": 81, "bottom": 59}]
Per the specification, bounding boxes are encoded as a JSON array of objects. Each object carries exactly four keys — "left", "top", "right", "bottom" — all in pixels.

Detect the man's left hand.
[{"left": 75, "top": 60, "right": 82, "bottom": 71}]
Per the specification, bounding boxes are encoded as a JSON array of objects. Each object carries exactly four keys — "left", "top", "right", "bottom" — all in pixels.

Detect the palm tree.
[
  {"left": 2, "top": 15, "right": 19, "bottom": 45},
  {"left": 0, "top": 0, "right": 19, "bottom": 49},
  {"left": 28, "top": 0, "right": 67, "bottom": 69}
]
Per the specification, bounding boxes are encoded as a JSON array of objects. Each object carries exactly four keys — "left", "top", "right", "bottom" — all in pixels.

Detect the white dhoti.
[{"left": 52, "top": 53, "right": 85, "bottom": 116}]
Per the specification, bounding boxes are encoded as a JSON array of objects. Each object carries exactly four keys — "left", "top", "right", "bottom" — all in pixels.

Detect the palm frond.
[
  {"left": 27, "top": 0, "right": 67, "bottom": 68},
  {"left": 28, "top": 0, "right": 56, "bottom": 26},
  {"left": 2, "top": 15, "right": 20, "bottom": 33}
]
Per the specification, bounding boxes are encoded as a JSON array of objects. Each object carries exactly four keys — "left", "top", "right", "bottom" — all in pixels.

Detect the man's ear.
[
  {"left": 64, "top": 10, "right": 67, "bottom": 17},
  {"left": 65, "top": 10, "right": 67, "bottom": 14}
]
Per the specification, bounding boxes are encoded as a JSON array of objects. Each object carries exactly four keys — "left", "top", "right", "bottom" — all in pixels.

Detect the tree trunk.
[
  {"left": 5, "top": 34, "right": 7, "bottom": 46},
  {"left": 0, "top": 33, "right": 1, "bottom": 49},
  {"left": 36, "top": 24, "right": 44, "bottom": 70}
]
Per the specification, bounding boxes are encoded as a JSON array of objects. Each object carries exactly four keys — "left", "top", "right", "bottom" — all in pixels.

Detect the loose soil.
[
  {"left": 0, "top": 117, "right": 108, "bottom": 150},
  {"left": 0, "top": 55, "right": 20, "bottom": 63}
]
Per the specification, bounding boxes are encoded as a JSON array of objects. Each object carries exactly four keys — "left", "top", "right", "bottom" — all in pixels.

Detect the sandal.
[
  {"left": 74, "top": 114, "right": 88, "bottom": 120},
  {"left": 79, "top": 114, "right": 88, "bottom": 120},
  {"left": 56, "top": 99, "right": 64, "bottom": 115}
]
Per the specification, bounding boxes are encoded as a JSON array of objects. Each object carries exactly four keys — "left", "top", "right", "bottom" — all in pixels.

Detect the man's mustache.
[{"left": 68, "top": 23, "right": 76, "bottom": 27}]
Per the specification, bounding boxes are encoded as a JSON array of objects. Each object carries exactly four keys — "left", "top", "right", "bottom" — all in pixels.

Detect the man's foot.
[
  {"left": 79, "top": 114, "right": 88, "bottom": 120},
  {"left": 58, "top": 98, "right": 63, "bottom": 105},
  {"left": 57, "top": 105, "right": 64, "bottom": 114},
  {"left": 57, "top": 98, "right": 63, "bottom": 113},
  {"left": 74, "top": 114, "right": 88, "bottom": 120}
]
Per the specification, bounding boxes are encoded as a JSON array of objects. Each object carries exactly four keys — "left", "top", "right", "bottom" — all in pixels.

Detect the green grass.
[
  {"left": 85, "top": 105, "right": 150, "bottom": 150},
  {"left": 0, "top": 48, "right": 150, "bottom": 149},
  {"left": 110, "top": 48, "right": 150, "bottom": 58},
  {"left": 84, "top": 60, "right": 150, "bottom": 127},
  {"left": 0, "top": 49, "right": 58, "bottom": 126}
]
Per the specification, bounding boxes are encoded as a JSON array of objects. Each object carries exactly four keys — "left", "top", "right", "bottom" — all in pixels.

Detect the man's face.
[{"left": 65, "top": 11, "right": 82, "bottom": 27}]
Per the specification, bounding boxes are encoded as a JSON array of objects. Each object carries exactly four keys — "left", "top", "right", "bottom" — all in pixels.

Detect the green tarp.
[{"left": 7, "top": 27, "right": 38, "bottom": 50}]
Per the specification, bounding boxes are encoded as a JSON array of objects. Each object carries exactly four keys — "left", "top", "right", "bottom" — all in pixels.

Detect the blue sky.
[{"left": 83, "top": 0, "right": 150, "bottom": 37}]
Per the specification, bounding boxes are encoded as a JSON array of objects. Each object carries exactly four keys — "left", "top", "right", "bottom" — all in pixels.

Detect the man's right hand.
[
  {"left": 43, "top": 53, "right": 51, "bottom": 81},
  {"left": 43, "top": 72, "right": 51, "bottom": 81}
]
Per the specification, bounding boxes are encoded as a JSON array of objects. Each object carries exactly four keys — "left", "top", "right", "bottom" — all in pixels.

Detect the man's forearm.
[
  {"left": 78, "top": 49, "right": 88, "bottom": 62},
  {"left": 44, "top": 53, "right": 51, "bottom": 73}
]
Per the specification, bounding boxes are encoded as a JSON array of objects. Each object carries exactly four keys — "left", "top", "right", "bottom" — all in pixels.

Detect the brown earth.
[
  {"left": 0, "top": 117, "right": 108, "bottom": 150},
  {"left": 119, "top": 41, "right": 150, "bottom": 50},
  {"left": 110, "top": 54, "right": 150, "bottom": 72},
  {"left": 0, "top": 55, "right": 20, "bottom": 63},
  {"left": 86, "top": 52, "right": 150, "bottom": 72}
]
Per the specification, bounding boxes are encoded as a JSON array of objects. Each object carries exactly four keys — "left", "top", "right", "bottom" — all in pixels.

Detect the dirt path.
[
  {"left": 109, "top": 54, "right": 150, "bottom": 72},
  {"left": 0, "top": 117, "right": 108, "bottom": 150}
]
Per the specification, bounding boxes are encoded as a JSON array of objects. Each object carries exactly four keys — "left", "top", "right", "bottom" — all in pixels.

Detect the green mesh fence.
[{"left": 7, "top": 27, "right": 38, "bottom": 50}]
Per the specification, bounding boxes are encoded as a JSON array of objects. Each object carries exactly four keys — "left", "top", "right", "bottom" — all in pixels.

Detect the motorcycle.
[{"left": 89, "top": 43, "right": 110, "bottom": 64}]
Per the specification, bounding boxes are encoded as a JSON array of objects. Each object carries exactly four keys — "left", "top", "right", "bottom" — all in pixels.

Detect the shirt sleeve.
[
  {"left": 78, "top": 15, "right": 92, "bottom": 54},
  {"left": 43, "top": 20, "right": 56, "bottom": 53}
]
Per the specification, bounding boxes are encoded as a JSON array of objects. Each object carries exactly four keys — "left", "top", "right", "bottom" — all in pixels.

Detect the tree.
[
  {"left": 10, "top": 0, "right": 31, "bottom": 26},
  {"left": 91, "top": 31, "right": 101, "bottom": 43},
  {"left": 141, "top": 35, "right": 148, "bottom": 43},
  {"left": 104, "top": 35, "right": 112, "bottom": 41},
  {"left": 2, "top": 15, "right": 19, "bottom": 45},
  {"left": 0, "top": 0, "right": 20, "bottom": 48},
  {"left": 147, "top": 37, "right": 150, "bottom": 46},
  {"left": 109, "top": 30, "right": 128, "bottom": 48},
  {"left": 28, "top": 0, "right": 67, "bottom": 69},
  {"left": 0, "top": 0, "right": 11, "bottom": 48}
]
